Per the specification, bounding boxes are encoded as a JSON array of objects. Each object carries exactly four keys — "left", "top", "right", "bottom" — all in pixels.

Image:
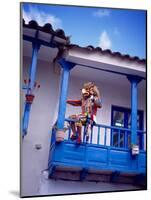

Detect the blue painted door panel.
[{"left": 87, "top": 147, "right": 108, "bottom": 165}]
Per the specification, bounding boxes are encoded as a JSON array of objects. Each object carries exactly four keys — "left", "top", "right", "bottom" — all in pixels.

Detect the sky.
[{"left": 22, "top": 3, "right": 146, "bottom": 59}]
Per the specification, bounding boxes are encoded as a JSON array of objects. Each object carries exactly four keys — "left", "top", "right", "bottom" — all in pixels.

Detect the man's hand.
[{"left": 90, "top": 95, "right": 95, "bottom": 102}]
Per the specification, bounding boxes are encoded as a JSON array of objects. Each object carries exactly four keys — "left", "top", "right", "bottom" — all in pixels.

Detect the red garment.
[{"left": 67, "top": 98, "right": 100, "bottom": 117}]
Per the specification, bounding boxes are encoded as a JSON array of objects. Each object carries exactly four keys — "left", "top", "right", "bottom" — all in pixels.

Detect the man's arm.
[
  {"left": 94, "top": 98, "right": 102, "bottom": 108},
  {"left": 90, "top": 95, "right": 102, "bottom": 108},
  {"left": 67, "top": 99, "right": 82, "bottom": 106},
  {"left": 93, "top": 86, "right": 102, "bottom": 108}
]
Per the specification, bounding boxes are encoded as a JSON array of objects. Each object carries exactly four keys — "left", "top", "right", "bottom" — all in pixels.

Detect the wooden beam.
[
  {"left": 110, "top": 171, "right": 120, "bottom": 183},
  {"left": 80, "top": 168, "right": 88, "bottom": 181}
]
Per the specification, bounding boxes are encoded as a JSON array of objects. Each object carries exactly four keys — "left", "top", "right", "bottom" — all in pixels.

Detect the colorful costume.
[{"left": 67, "top": 82, "right": 102, "bottom": 144}]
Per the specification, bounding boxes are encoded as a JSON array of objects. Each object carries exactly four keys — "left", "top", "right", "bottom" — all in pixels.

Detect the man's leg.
[
  {"left": 86, "top": 124, "right": 91, "bottom": 142},
  {"left": 69, "top": 115, "right": 79, "bottom": 141},
  {"left": 76, "top": 125, "right": 82, "bottom": 144},
  {"left": 70, "top": 122, "right": 77, "bottom": 141}
]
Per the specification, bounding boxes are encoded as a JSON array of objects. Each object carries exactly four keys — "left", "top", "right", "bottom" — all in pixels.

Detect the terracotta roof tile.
[
  {"left": 67, "top": 44, "right": 146, "bottom": 64},
  {"left": 23, "top": 19, "right": 69, "bottom": 41}
]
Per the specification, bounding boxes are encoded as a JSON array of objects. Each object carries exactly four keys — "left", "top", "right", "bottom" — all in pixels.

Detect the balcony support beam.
[
  {"left": 57, "top": 59, "right": 75, "bottom": 130},
  {"left": 80, "top": 168, "right": 88, "bottom": 181},
  {"left": 48, "top": 165, "right": 56, "bottom": 178},
  {"left": 22, "top": 41, "right": 40, "bottom": 137},
  {"left": 110, "top": 171, "right": 120, "bottom": 183},
  {"left": 127, "top": 75, "right": 142, "bottom": 146}
]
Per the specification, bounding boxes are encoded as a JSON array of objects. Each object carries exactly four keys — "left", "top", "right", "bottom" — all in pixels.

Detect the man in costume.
[{"left": 67, "top": 82, "right": 102, "bottom": 144}]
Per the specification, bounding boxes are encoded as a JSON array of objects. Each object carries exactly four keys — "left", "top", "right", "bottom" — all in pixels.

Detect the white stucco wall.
[{"left": 21, "top": 56, "right": 146, "bottom": 197}]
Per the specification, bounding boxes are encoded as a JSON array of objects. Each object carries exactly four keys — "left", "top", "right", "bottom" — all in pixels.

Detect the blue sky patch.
[{"left": 22, "top": 3, "right": 146, "bottom": 59}]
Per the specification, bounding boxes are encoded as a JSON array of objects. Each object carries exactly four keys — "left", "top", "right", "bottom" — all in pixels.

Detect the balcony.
[{"left": 48, "top": 118, "right": 146, "bottom": 186}]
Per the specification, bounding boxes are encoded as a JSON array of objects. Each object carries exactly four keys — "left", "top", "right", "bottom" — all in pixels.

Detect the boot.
[
  {"left": 86, "top": 135, "right": 89, "bottom": 142},
  {"left": 86, "top": 124, "right": 91, "bottom": 142},
  {"left": 70, "top": 134, "right": 76, "bottom": 141},
  {"left": 70, "top": 123, "right": 77, "bottom": 141},
  {"left": 77, "top": 136, "right": 82, "bottom": 144}
]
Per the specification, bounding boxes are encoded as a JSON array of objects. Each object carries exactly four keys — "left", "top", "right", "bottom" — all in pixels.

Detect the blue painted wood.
[
  {"left": 57, "top": 59, "right": 75, "bottom": 130},
  {"left": 27, "top": 42, "right": 40, "bottom": 93},
  {"left": 110, "top": 171, "right": 120, "bottom": 182},
  {"left": 48, "top": 165, "right": 56, "bottom": 178},
  {"left": 22, "top": 42, "right": 40, "bottom": 137},
  {"left": 48, "top": 142, "right": 56, "bottom": 170},
  {"left": 83, "top": 126, "right": 86, "bottom": 143},
  {"left": 127, "top": 76, "right": 142, "bottom": 145},
  {"left": 125, "top": 131, "right": 127, "bottom": 148},
  {"left": 104, "top": 128, "right": 107, "bottom": 146},
  {"left": 139, "top": 153, "right": 146, "bottom": 169},
  {"left": 118, "top": 129, "right": 120, "bottom": 147},
  {"left": 48, "top": 139, "right": 146, "bottom": 176},
  {"left": 90, "top": 126, "right": 93, "bottom": 144},
  {"left": 64, "top": 118, "right": 146, "bottom": 149},
  {"left": 51, "top": 128, "right": 56, "bottom": 144},
  {"left": 111, "top": 129, "right": 113, "bottom": 146},
  {"left": 80, "top": 168, "right": 88, "bottom": 181},
  {"left": 137, "top": 130, "right": 144, "bottom": 150},
  {"left": 134, "top": 173, "right": 146, "bottom": 187},
  {"left": 97, "top": 127, "right": 100, "bottom": 145},
  {"left": 131, "top": 80, "right": 138, "bottom": 145},
  {"left": 22, "top": 85, "right": 28, "bottom": 90},
  {"left": 22, "top": 103, "right": 31, "bottom": 137},
  {"left": 49, "top": 119, "right": 146, "bottom": 181},
  {"left": 141, "top": 132, "right": 144, "bottom": 150},
  {"left": 65, "top": 118, "right": 131, "bottom": 132},
  {"left": 95, "top": 123, "right": 131, "bottom": 131},
  {"left": 68, "top": 127, "right": 71, "bottom": 140}
]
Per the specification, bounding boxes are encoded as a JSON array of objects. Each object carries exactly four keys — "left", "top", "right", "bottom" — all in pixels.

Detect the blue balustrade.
[{"left": 62, "top": 118, "right": 146, "bottom": 151}]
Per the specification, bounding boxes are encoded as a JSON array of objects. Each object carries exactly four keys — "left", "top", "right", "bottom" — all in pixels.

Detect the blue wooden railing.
[{"left": 54, "top": 118, "right": 146, "bottom": 151}]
